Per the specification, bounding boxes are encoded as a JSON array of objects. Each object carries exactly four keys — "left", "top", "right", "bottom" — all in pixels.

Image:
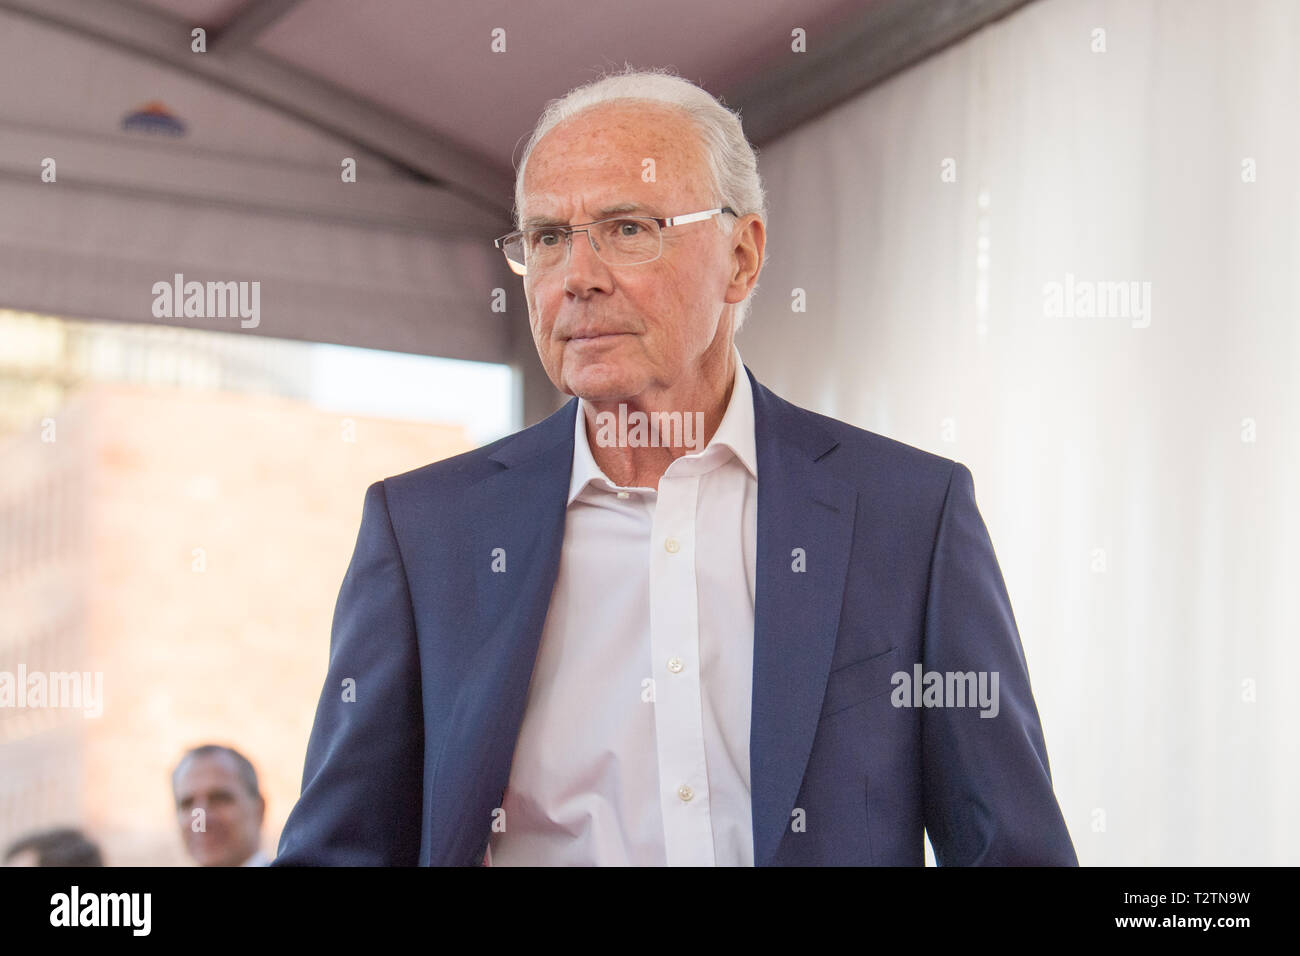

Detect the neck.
[{"left": 582, "top": 338, "right": 736, "bottom": 490}]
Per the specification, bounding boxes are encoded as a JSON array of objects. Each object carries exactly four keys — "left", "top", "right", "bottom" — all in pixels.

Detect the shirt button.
[
  {"left": 664, "top": 537, "right": 680, "bottom": 553},
  {"left": 616, "top": 491, "right": 629, "bottom": 499},
  {"left": 677, "top": 785, "right": 694, "bottom": 802},
  {"left": 667, "top": 657, "right": 684, "bottom": 673}
]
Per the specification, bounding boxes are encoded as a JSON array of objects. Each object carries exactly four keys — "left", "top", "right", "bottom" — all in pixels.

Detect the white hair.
[{"left": 513, "top": 65, "right": 767, "bottom": 331}]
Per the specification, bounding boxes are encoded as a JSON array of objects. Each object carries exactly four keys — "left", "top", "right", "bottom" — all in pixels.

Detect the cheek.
[
  {"left": 204, "top": 806, "right": 235, "bottom": 826},
  {"left": 525, "top": 283, "right": 553, "bottom": 337},
  {"left": 656, "top": 255, "right": 712, "bottom": 317}
]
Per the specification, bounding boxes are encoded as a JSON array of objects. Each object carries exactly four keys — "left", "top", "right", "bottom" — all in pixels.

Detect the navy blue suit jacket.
[{"left": 274, "top": 366, "right": 1077, "bottom": 866}]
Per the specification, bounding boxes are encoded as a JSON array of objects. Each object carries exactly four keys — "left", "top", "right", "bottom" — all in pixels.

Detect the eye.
[
  {"left": 617, "top": 220, "right": 644, "bottom": 237},
  {"left": 533, "top": 229, "right": 564, "bottom": 248}
]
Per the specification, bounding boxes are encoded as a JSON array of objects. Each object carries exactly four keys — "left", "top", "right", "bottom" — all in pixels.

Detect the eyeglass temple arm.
[{"left": 661, "top": 207, "right": 737, "bottom": 227}]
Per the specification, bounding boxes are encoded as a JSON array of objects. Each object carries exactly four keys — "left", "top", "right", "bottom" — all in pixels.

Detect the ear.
[{"left": 724, "top": 215, "right": 766, "bottom": 305}]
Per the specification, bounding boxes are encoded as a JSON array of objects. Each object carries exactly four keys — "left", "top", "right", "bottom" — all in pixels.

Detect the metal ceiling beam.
[
  {"left": 0, "top": 118, "right": 499, "bottom": 237},
  {"left": 210, "top": 0, "right": 304, "bottom": 54},
  {"left": 0, "top": 0, "right": 514, "bottom": 219},
  {"left": 729, "top": 0, "right": 1038, "bottom": 146}
]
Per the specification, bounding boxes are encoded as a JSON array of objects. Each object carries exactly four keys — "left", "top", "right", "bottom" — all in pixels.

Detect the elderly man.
[
  {"left": 173, "top": 744, "right": 271, "bottom": 867},
  {"left": 274, "top": 67, "right": 1076, "bottom": 866}
]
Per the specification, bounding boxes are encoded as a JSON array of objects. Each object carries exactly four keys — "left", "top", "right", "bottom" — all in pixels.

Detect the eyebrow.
[{"left": 521, "top": 202, "right": 660, "bottom": 229}]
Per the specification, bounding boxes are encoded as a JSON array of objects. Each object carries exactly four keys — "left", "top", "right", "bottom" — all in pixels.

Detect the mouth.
[{"left": 566, "top": 332, "right": 630, "bottom": 342}]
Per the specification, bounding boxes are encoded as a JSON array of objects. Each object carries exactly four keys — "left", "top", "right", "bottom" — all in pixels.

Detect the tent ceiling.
[{"left": 7, "top": 0, "right": 1032, "bottom": 220}]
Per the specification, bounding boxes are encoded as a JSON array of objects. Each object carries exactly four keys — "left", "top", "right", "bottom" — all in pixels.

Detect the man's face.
[
  {"left": 519, "top": 102, "right": 740, "bottom": 403},
  {"left": 173, "top": 753, "right": 264, "bottom": 867}
]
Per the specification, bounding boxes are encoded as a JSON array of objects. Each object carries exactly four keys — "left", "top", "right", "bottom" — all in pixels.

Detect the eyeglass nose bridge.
[{"left": 558, "top": 223, "right": 607, "bottom": 267}]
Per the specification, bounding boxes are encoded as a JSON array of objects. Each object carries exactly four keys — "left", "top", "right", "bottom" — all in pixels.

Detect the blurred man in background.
[
  {"left": 3, "top": 827, "right": 104, "bottom": 866},
  {"left": 172, "top": 744, "right": 270, "bottom": 866}
]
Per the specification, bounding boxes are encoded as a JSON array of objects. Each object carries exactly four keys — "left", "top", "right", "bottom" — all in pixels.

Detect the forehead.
[
  {"left": 522, "top": 102, "right": 708, "bottom": 218},
  {"left": 174, "top": 753, "right": 242, "bottom": 793}
]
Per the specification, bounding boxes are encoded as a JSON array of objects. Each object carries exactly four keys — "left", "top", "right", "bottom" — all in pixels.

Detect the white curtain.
[{"left": 741, "top": 0, "right": 1299, "bottom": 865}]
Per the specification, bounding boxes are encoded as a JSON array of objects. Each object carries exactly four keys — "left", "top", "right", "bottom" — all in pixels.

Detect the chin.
[
  {"left": 564, "top": 366, "right": 641, "bottom": 402},
  {"left": 571, "top": 382, "right": 641, "bottom": 404},
  {"left": 189, "top": 843, "right": 234, "bottom": 866}
]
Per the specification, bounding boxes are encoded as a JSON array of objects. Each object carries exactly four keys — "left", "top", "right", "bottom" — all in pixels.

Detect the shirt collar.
[{"left": 567, "top": 343, "right": 756, "bottom": 506}]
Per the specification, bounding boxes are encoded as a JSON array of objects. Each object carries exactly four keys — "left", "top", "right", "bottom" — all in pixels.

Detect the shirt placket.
[{"left": 648, "top": 470, "right": 715, "bottom": 866}]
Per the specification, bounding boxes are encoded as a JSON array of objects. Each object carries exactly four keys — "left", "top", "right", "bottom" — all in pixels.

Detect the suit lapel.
[
  {"left": 747, "top": 370, "right": 858, "bottom": 866},
  {"left": 427, "top": 397, "right": 576, "bottom": 865}
]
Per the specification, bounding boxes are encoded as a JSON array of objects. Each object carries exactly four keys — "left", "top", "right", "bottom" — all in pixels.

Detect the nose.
[{"left": 562, "top": 227, "right": 613, "bottom": 297}]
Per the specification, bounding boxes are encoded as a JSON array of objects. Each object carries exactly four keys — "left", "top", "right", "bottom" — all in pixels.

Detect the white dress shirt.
[{"left": 488, "top": 344, "right": 758, "bottom": 866}]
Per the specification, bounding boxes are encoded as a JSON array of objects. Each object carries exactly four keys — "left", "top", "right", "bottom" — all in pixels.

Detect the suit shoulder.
[
  {"left": 379, "top": 430, "right": 512, "bottom": 493},
  {"left": 375, "top": 399, "right": 574, "bottom": 498},
  {"left": 785, "top": 399, "right": 958, "bottom": 490}
]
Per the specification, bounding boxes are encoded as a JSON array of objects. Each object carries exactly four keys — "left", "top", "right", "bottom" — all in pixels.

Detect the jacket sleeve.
[
  {"left": 920, "top": 462, "right": 1078, "bottom": 865},
  {"left": 273, "top": 480, "right": 425, "bottom": 865}
]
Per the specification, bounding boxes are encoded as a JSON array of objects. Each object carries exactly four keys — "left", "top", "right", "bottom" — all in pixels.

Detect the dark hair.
[
  {"left": 4, "top": 827, "right": 104, "bottom": 866},
  {"left": 172, "top": 744, "right": 261, "bottom": 800}
]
